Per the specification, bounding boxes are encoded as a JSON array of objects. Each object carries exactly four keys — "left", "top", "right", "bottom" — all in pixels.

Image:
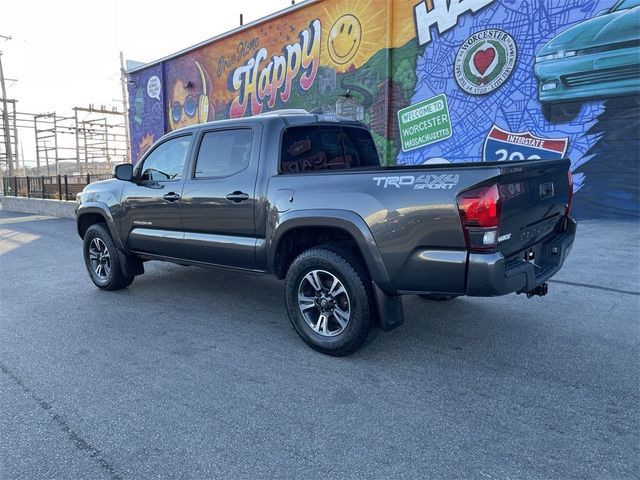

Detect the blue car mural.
[{"left": 534, "top": 0, "right": 640, "bottom": 123}]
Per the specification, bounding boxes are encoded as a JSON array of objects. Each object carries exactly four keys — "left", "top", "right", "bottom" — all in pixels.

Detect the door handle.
[
  {"left": 225, "top": 191, "right": 250, "bottom": 203},
  {"left": 162, "top": 192, "right": 181, "bottom": 202}
]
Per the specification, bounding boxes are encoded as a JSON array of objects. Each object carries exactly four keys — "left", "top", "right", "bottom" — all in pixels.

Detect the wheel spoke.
[
  {"left": 311, "top": 314, "right": 321, "bottom": 332},
  {"left": 313, "top": 314, "right": 328, "bottom": 334},
  {"left": 333, "top": 307, "right": 349, "bottom": 329},
  {"left": 328, "top": 277, "right": 346, "bottom": 298},
  {"left": 95, "top": 264, "right": 103, "bottom": 277},
  {"left": 305, "top": 271, "right": 322, "bottom": 292},
  {"left": 298, "top": 294, "right": 316, "bottom": 311},
  {"left": 89, "top": 251, "right": 99, "bottom": 260}
]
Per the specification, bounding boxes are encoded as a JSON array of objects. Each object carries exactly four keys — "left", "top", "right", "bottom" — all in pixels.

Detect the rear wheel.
[
  {"left": 83, "top": 224, "right": 134, "bottom": 291},
  {"left": 285, "top": 247, "right": 372, "bottom": 356},
  {"left": 418, "top": 293, "right": 458, "bottom": 301}
]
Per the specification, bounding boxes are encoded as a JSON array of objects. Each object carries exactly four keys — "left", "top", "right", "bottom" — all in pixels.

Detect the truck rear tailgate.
[{"left": 496, "top": 159, "right": 572, "bottom": 258}]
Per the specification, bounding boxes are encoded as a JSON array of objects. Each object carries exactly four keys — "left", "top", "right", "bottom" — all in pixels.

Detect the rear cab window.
[{"left": 280, "top": 126, "right": 380, "bottom": 174}]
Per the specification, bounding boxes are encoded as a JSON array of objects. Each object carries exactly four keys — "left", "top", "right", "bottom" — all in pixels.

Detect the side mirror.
[{"left": 114, "top": 163, "right": 134, "bottom": 181}]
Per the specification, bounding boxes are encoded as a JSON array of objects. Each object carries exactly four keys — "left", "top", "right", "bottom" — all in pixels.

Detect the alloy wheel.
[
  {"left": 297, "top": 269, "right": 351, "bottom": 337},
  {"left": 89, "top": 238, "right": 111, "bottom": 279}
]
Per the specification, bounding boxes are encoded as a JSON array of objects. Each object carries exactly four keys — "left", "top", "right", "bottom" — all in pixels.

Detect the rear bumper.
[{"left": 466, "top": 217, "right": 576, "bottom": 296}]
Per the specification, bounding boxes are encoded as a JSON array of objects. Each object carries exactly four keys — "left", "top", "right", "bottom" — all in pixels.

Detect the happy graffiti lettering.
[{"left": 228, "top": 19, "right": 321, "bottom": 118}]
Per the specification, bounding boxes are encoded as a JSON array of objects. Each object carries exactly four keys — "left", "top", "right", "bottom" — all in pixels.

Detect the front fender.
[
  {"left": 267, "top": 209, "right": 391, "bottom": 288},
  {"left": 76, "top": 202, "right": 124, "bottom": 250}
]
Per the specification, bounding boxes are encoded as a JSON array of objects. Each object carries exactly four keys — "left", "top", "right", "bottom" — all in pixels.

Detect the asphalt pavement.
[{"left": 0, "top": 209, "right": 638, "bottom": 479}]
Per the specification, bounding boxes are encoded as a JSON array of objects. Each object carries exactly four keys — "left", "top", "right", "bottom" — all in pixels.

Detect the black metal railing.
[{"left": 1, "top": 174, "right": 112, "bottom": 201}]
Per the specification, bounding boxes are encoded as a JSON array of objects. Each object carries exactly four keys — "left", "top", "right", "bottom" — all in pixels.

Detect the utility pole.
[
  {"left": 74, "top": 107, "right": 81, "bottom": 173},
  {"left": 20, "top": 140, "right": 26, "bottom": 174},
  {"left": 44, "top": 140, "right": 51, "bottom": 175},
  {"left": 0, "top": 52, "right": 14, "bottom": 176},
  {"left": 119, "top": 51, "right": 131, "bottom": 163}
]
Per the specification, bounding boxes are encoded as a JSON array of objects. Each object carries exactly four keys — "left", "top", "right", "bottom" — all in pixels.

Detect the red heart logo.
[{"left": 473, "top": 47, "right": 496, "bottom": 77}]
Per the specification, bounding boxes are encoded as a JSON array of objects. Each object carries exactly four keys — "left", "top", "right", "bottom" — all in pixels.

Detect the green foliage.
[
  {"left": 394, "top": 59, "right": 417, "bottom": 99},
  {"left": 369, "top": 127, "right": 398, "bottom": 166}
]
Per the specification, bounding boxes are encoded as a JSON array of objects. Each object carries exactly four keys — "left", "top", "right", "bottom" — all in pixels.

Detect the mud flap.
[
  {"left": 117, "top": 249, "right": 144, "bottom": 278},
  {"left": 372, "top": 282, "right": 404, "bottom": 331}
]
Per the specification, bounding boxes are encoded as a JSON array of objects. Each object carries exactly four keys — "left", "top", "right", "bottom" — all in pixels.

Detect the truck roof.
[{"left": 169, "top": 109, "right": 368, "bottom": 135}]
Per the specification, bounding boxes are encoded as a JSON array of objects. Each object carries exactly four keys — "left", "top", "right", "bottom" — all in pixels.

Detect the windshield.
[{"left": 611, "top": 0, "right": 640, "bottom": 11}]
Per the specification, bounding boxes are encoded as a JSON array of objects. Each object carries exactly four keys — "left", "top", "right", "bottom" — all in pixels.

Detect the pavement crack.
[
  {"left": 0, "top": 361, "right": 122, "bottom": 480},
  {"left": 549, "top": 279, "right": 640, "bottom": 296}
]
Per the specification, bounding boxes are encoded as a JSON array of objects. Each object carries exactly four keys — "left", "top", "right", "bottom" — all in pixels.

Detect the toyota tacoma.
[{"left": 76, "top": 110, "right": 576, "bottom": 356}]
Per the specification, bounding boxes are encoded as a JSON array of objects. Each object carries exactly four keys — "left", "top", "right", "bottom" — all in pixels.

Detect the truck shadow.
[{"left": 126, "top": 260, "right": 543, "bottom": 364}]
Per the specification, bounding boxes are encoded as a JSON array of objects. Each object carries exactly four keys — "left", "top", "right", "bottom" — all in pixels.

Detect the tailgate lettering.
[{"left": 520, "top": 217, "right": 557, "bottom": 242}]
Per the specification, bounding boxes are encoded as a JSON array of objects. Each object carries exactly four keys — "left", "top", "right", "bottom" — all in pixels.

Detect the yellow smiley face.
[{"left": 328, "top": 14, "right": 362, "bottom": 65}]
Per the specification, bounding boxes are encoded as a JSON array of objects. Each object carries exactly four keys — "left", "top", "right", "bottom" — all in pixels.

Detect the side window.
[
  {"left": 140, "top": 136, "right": 191, "bottom": 181},
  {"left": 280, "top": 126, "right": 345, "bottom": 173},
  {"left": 195, "top": 129, "right": 253, "bottom": 178}
]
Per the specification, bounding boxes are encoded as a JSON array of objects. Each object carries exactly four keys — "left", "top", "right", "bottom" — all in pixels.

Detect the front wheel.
[
  {"left": 284, "top": 247, "right": 372, "bottom": 356},
  {"left": 83, "top": 224, "right": 134, "bottom": 291}
]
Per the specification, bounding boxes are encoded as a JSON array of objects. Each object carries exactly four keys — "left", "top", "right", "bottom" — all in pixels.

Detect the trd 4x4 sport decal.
[{"left": 372, "top": 174, "right": 460, "bottom": 190}]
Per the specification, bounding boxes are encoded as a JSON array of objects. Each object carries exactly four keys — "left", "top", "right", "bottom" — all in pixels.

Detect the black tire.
[
  {"left": 285, "top": 246, "right": 372, "bottom": 356},
  {"left": 418, "top": 293, "right": 459, "bottom": 301},
  {"left": 542, "top": 102, "right": 582, "bottom": 123},
  {"left": 83, "top": 223, "right": 134, "bottom": 291}
]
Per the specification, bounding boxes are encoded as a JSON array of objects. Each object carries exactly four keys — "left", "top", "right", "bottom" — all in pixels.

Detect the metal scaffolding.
[
  {"left": 1, "top": 104, "right": 129, "bottom": 176},
  {"left": 74, "top": 105, "right": 128, "bottom": 172},
  {"left": 33, "top": 113, "right": 60, "bottom": 175},
  {"left": 1, "top": 45, "right": 130, "bottom": 177}
]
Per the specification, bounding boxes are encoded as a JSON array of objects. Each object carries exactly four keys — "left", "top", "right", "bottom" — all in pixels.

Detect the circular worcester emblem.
[{"left": 454, "top": 29, "right": 517, "bottom": 95}]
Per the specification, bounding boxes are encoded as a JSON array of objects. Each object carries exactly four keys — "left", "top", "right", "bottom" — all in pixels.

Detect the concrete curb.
[{"left": 0, "top": 197, "right": 76, "bottom": 219}]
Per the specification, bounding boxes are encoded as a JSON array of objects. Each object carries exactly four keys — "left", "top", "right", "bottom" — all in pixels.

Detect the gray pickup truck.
[{"left": 76, "top": 110, "right": 576, "bottom": 355}]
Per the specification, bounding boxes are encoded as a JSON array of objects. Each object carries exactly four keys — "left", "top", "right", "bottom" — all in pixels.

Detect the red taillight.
[
  {"left": 565, "top": 170, "right": 573, "bottom": 216},
  {"left": 457, "top": 184, "right": 501, "bottom": 251},
  {"left": 457, "top": 184, "right": 500, "bottom": 227}
]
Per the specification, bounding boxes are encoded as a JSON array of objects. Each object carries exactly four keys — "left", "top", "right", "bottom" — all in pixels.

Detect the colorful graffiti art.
[
  {"left": 127, "top": 0, "right": 639, "bottom": 218},
  {"left": 397, "top": 0, "right": 640, "bottom": 218},
  {"left": 127, "top": 64, "right": 165, "bottom": 163}
]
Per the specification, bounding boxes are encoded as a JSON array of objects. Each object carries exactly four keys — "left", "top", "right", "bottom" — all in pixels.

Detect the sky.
[{"left": 0, "top": 0, "right": 296, "bottom": 164}]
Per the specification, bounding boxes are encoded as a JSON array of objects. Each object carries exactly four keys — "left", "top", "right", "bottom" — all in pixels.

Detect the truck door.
[
  {"left": 121, "top": 133, "right": 193, "bottom": 259},
  {"left": 180, "top": 126, "right": 260, "bottom": 269}
]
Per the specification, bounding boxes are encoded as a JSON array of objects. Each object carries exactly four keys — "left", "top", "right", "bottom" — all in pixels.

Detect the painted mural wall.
[
  {"left": 128, "top": 64, "right": 165, "bottom": 163},
  {"left": 127, "top": 0, "right": 640, "bottom": 218}
]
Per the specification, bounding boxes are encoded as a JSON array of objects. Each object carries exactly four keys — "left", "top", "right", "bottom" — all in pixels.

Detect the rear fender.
[{"left": 268, "top": 209, "right": 391, "bottom": 288}]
